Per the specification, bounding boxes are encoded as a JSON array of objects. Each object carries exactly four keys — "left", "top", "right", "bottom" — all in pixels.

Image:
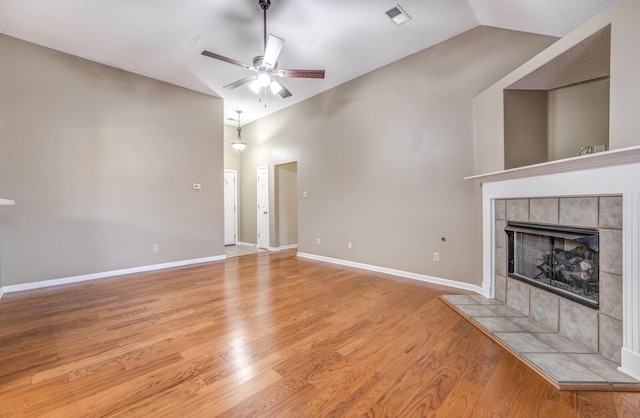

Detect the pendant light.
[{"left": 230, "top": 110, "right": 247, "bottom": 151}]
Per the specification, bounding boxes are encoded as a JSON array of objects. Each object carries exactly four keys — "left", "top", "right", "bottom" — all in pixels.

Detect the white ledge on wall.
[
  {"left": 466, "top": 145, "right": 640, "bottom": 183},
  {"left": 0, "top": 199, "right": 15, "bottom": 205}
]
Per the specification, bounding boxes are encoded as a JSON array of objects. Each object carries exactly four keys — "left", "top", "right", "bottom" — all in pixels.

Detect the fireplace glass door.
[{"left": 506, "top": 223, "right": 599, "bottom": 309}]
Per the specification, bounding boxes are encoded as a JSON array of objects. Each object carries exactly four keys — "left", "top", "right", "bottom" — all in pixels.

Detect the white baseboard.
[
  {"left": 0, "top": 255, "right": 226, "bottom": 295},
  {"left": 620, "top": 348, "right": 640, "bottom": 380},
  {"left": 268, "top": 244, "right": 298, "bottom": 252},
  {"left": 236, "top": 242, "right": 297, "bottom": 252},
  {"left": 296, "top": 252, "right": 483, "bottom": 294},
  {"left": 236, "top": 242, "right": 257, "bottom": 248},
  {"left": 481, "top": 282, "right": 492, "bottom": 298}
]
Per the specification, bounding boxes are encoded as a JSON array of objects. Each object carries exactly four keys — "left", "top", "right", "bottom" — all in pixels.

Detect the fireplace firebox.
[{"left": 506, "top": 223, "right": 599, "bottom": 309}]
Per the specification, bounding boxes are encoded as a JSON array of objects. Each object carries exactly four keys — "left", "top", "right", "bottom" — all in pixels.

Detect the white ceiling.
[{"left": 0, "top": 0, "right": 614, "bottom": 126}]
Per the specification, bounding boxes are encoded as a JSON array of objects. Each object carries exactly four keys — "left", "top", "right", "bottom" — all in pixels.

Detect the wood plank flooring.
[{"left": 1, "top": 250, "right": 639, "bottom": 417}]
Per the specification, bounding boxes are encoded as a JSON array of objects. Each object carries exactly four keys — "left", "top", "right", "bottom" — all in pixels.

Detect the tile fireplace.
[
  {"left": 472, "top": 147, "right": 640, "bottom": 381},
  {"left": 495, "top": 196, "right": 620, "bottom": 361}
]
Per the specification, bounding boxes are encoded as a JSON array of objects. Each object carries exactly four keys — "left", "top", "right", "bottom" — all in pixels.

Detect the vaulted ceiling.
[{"left": 0, "top": 0, "right": 613, "bottom": 125}]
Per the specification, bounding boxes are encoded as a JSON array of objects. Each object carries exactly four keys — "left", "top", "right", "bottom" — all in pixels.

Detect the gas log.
[{"left": 534, "top": 245, "right": 597, "bottom": 291}]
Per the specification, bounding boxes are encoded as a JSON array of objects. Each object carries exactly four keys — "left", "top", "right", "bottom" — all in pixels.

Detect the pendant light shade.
[
  {"left": 231, "top": 137, "right": 247, "bottom": 151},
  {"left": 230, "top": 110, "right": 248, "bottom": 151}
]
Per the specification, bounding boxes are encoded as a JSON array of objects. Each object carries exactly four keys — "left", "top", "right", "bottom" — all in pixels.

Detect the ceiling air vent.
[{"left": 385, "top": 4, "right": 411, "bottom": 25}]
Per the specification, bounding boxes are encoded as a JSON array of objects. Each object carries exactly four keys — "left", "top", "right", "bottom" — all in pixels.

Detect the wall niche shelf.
[{"left": 503, "top": 25, "right": 611, "bottom": 170}]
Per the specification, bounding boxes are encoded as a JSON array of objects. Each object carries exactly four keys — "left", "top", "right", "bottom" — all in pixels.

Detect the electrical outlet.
[
  {"left": 303, "top": 191, "right": 308, "bottom": 198},
  {"left": 192, "top": 183, "right": 202, "bottom": 190},
  {"left": 316, "top": 238, "right": 321, "bottom": 245},
  {"left": 153, "top": 244, "right": 159, "bottom": 253},
  {"left": 433, "top": 252, "right": 440, "bottom": 262},
  {"left": 348, "top": 242, "right": 353, "bottom": 250}
]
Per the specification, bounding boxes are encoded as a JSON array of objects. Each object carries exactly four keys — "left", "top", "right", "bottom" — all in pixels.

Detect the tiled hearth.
[{"left": 442, "top": 294, "right": 640, "bottom": 389}]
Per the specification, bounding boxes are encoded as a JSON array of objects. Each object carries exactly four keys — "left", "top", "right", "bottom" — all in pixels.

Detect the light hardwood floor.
[{"left": 0, "top": 250, "right": 639, "bottom": 417}]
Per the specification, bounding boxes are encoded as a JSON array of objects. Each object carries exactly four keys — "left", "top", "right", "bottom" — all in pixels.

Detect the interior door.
[
  {"left": 223, "top": 170, "right": 237, "bottom": 246},
  {"left": 257, "top": 165, "right": 269, "bottom": 249}
]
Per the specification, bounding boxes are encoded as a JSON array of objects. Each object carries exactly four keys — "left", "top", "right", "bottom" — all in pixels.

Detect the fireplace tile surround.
[
  {"left": 496, "top": 196, "right": 621, "bottom": 361},
  {"left": 450, "top": 147, "right": 640, "bottom": 386}
]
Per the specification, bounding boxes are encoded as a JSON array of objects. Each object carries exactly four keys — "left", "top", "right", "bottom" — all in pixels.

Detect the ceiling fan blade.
[
  {"left": 224, "top": 75, "right": 257, "bottom": 90},
  {"left": 201, "top": 50, "right": 254, "bottom": 71},
  {"left": 277, "top": 69, "right": 325, "bottom": 79},
  {"left": 278, "top": 83, "right": 292, "bottom": 98},
  {"left": 263, "top": 35, "right": 284, "bottom": 69}
]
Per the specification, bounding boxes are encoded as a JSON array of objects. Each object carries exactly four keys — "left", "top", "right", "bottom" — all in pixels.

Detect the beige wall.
[
  {"left": 238, "top": 26, "right": 555, "bottom": 285},
  {"left": 275, "top": 162, "right": 298, "bottom": 247},
  {"left": 0, "top": 35, "right": 225, "bottom": 286},
  {"left": 224, "top": 124, "right": 241, "bottom": 173},
  {"left": 548, "top": 78, "right": 610, "bottom": 160},
  {"left": 504, "top": 90, "right": 548, "bottom": 169},
  {"left": 474, "top": 0, "right": 639, "bottom": 174},
  {"left": 223, "top": 124, "right": 242, "bottom": 240}
]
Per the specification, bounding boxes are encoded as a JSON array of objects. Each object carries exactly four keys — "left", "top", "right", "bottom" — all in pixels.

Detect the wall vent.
[{"left": 385, "top": 4, "right": 411, "bottom": 25}]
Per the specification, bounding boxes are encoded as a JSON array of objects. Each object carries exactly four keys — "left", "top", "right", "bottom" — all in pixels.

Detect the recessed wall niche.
[{"left": 504, "top": 25, "right": 611, "bottom": 169}]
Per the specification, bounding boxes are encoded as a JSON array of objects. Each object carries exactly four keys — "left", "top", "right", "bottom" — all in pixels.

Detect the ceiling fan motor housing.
[{"left": 252, "top": 55, "right": 277, "bottom": 71}]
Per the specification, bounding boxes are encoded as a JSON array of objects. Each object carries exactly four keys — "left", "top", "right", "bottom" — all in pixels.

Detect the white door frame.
[
  {"left": 223, "top": 170, "right": 238, "bottom": 246},
  {"left": 257, "top": 165, "right": 270, "bottom": 249}
]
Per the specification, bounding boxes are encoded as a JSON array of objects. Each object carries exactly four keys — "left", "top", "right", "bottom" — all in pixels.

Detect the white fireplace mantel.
[
  {"left": 468, "top": 146, "right": 640, "bottom": 380},
  {"left": 466, "top": 145, "right": 640, "bottom": 183}
]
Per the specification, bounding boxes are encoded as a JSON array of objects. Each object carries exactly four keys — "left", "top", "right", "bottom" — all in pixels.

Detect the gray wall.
[
  {"left": 238, "top": 26, "right": 556, "bottom": 285},
  {"left": 548, "top": 78, "right": 610, "bottom": 160},
  {"left": 275, "top": 162, "right": 298, "bottom": 247},
  {"left": 224, "top": 124, "right": 241, "bottom": 173},
  {"left": 504, "top": 90, "right": 548, "bottom": 169},
  {"left": 224, "top": 124, "right": 242, "bottom": 241},
  {"left": 0, "top": 35, "right": 225, "bottom": 286}
]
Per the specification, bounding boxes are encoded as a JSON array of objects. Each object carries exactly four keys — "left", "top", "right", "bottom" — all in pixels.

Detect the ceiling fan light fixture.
[
  {"left": 258, "top": 71, "right": 271, "bottom": 87},
  {"left": 269, "top": 80, "right": 283, "bottom": 95},
  {"left": 249, "top": 79, "right": 261, "bottom": 94},
  {"left": 201, "top": 0, "right": 325, "bottom": 105}
]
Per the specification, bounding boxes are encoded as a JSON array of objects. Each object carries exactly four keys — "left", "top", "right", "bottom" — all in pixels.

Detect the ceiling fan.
[{"left": 201, "top": 0, "right": 325, "bottom": 99}]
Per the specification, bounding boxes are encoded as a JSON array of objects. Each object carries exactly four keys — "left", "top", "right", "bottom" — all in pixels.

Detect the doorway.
[
  {"left": 223, "top": 170, "right": 237, "bottom": 246},
  {"left": 257, "top": 165, "right": 269, "bottom": 249},
  {"left": 275, "top": 162, "right": 298, "bottom": 249}
]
